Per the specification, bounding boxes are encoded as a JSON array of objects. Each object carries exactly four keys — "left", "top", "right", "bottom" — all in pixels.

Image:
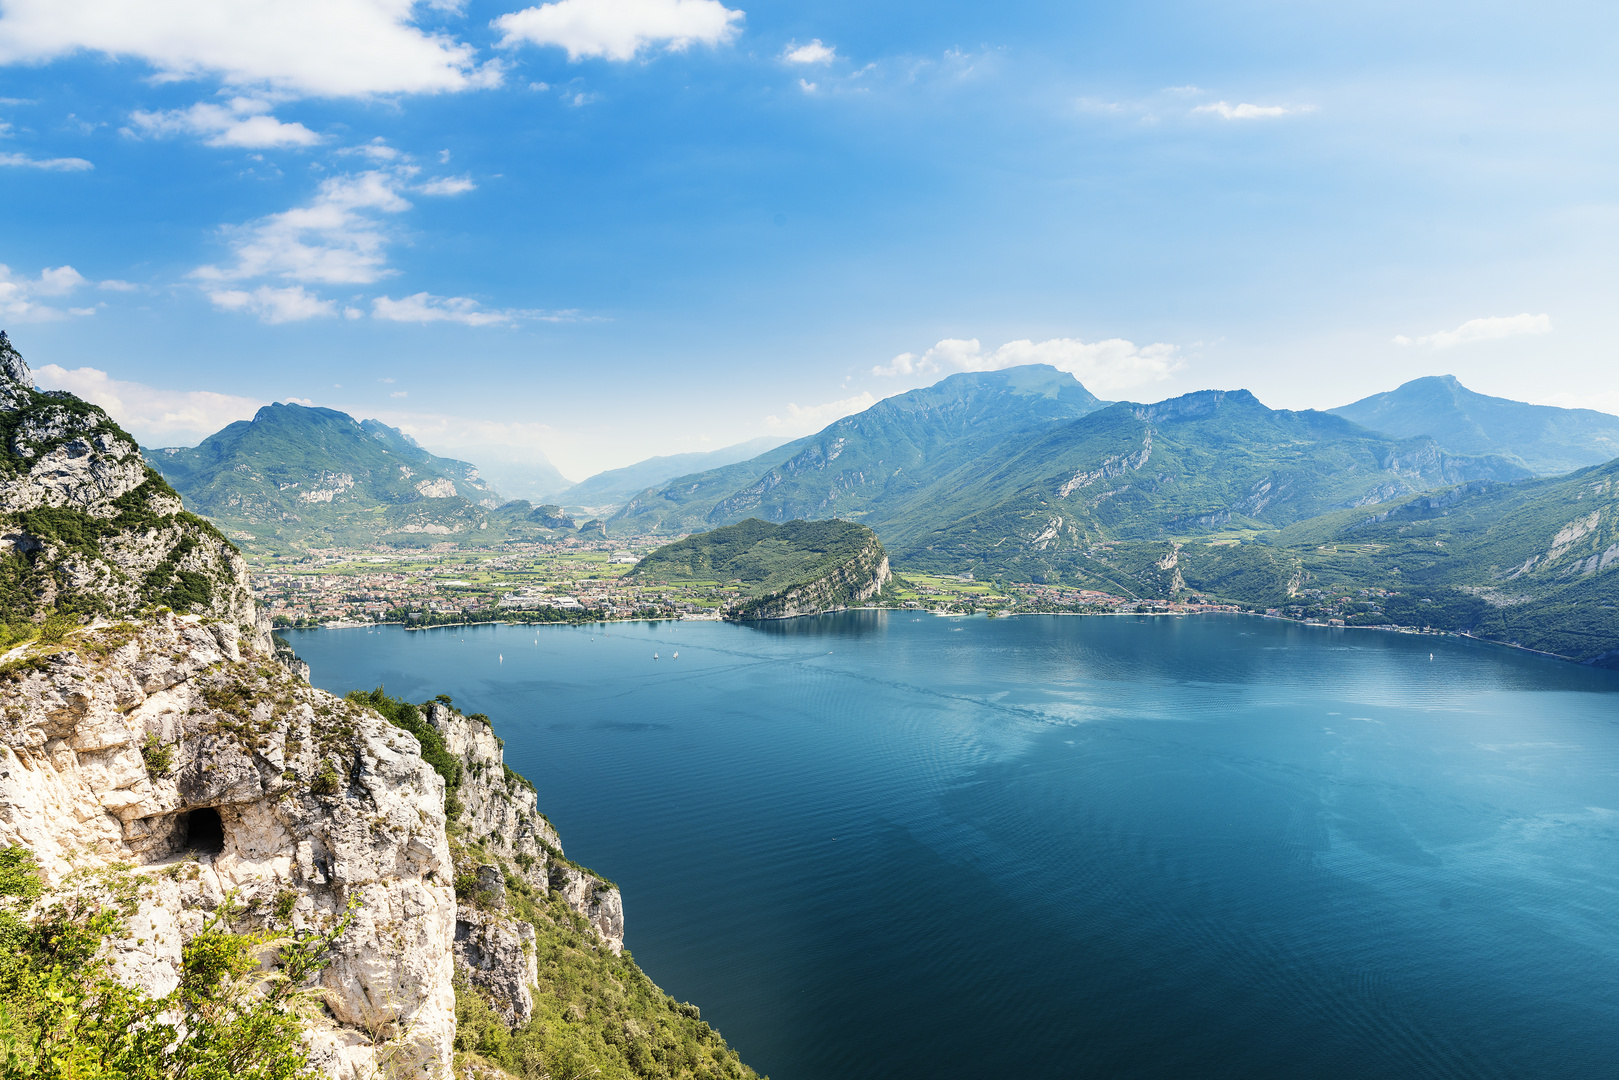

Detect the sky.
[{"left": 0, "top": 0, "right": 1615, "bottom": 486}]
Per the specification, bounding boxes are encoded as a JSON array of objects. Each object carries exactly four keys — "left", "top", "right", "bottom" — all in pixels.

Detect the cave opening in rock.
[{"left": 182, "top": 807, "right": 224, "bottom": 854}]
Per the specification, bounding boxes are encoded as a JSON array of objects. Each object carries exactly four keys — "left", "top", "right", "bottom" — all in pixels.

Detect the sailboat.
[
  {"left": 672, "top": 651, "right": 679, "bottom": 659},
  {"left": 653, "top": 652, "right": 659, "bottom": 659}
]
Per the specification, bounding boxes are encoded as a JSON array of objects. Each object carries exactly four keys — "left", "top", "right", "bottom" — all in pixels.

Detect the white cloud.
[
  {"left": 193, "top": 169, "right": 411, "bottom": 286},
  {"left": 32, "top": 265, "right": 87, "bottom": 295},
  {"left": 872, "top": 336, "right": 1181, "bottom": 393},
  {"left": 32, "top": 363, "right": 263, "bottom": 445},
  {"left": 0, "top": 151, "right": 92, "bottom": 169},
  {"left": 798, "top": 78, "right": 816, "bottom": 93},
  {"left": 782, "top": 39, "right": 834, "bottom": 64},
  {"left": 420, "top": 174, "right": 476, "bottom": 195},
  {"left": 1192, "top": 100, "right": 1311, "bottom": 120},
  {"left": 0, "top": 263, "right": 94, "bottom": 321},
  {"left": 0, "top": 0, "right": 496, "bottom": 97},
  {"left": 207, "top": 284, "right": 337, "bottom": 322},
  {"left": 128, "top": 97, "right": 320, "bottom": 148},
  {"left": 372, "top": 292, "right": 523, "bottom": 326},
  {"left": 764, "top": 391, "right": 876, "bottom": 432},
  {"left": 390, "top": 390, "right": 408, "bottom": 397},
  {"left": 494, "top": 0, "right": 744, "bottom": 62},
  {"left": 97, "top": 279, "right": 139, "bottom": 291},
  {"left": 1395, "top": 313, "right": 1552, "bottom": 350}
]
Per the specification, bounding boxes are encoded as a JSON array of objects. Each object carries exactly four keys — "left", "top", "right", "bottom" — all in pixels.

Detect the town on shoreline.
[{"left": 250, "top": 537, "right": 1467, "bottom": 640}]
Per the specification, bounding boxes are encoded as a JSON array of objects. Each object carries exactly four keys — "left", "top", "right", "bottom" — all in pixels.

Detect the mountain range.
[{"left": 1330, "top": 375, "right": 1619, "bottom": 475}]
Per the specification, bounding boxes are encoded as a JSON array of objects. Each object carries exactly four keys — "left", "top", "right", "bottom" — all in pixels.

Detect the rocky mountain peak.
[{"left": 0, "top": 331, "right": 27, "bottom": 384}]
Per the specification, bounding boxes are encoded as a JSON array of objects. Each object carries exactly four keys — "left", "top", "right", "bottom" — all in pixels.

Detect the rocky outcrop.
[
  {"left": 0, "top": 333, "right": 260, "bottom": 645},
  {"left": 731, "top": 533, "right": 892, "bottom": 620},
  {"left": 423, "top": 700, "right": 625, "bottom": 1025},
  {"left": 0, "top": 614, "right": 457, "bottom": 1075}
]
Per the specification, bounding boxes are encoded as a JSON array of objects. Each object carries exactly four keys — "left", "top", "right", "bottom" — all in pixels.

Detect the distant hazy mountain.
[
  {"left": 460, "top": 456, "right": 575, "bottom": 504},
  {"left": 611, "top": 365, "right": 1111, "bottom": 533},
  {"left": 561, "top": 437, "right": 789, "bottom": 508},
  {"left": 1330, "top": 375, "right": 1619, "bottom": 475},
  {"left": 147, "top": 403, "right": 524, "bottom": 548}
]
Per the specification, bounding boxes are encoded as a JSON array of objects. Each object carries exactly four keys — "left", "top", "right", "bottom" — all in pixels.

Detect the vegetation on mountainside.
[
  {"left": 0, "top": 371, "right": 240, "bottom": 628},
  {"left": 0, "top": 846, "right": 356, "bottom": 1079},
  {"left": 631, "top": 518, "right": 881, "bottom": 600},
  {"left": 453, "top": 890, "right": 760, "bottom": 1080},
  {"left": 348, "top": 687, "right": 466, "bottom": 815},
  {"left": 145, "top": 403, "right": 591, "bottom": 552}
]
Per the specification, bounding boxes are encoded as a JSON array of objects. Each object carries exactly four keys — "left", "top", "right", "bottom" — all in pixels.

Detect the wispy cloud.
[
  {"left": 208, "top": 284, "right": 337, "bottom": 323},
  {"left": 783, "top": 39, "right": 835, "bottom": 64},
  {"left": 0, "top": 0, "right": 499, "bottom": 97},
  {"left": 495, "top": 0, "right": 744, "bottom": 61},
  {"left": 1394, "top": 313, "right": 1551, "bottom": 349},
  {"left": 372, "top": 292, "right": 543, "bottom": 326},
  {"left": 128, "top": 97, "right": 321, "bottom": 148},
  {"left": 32, "top": 363, "right": 263, "bottom": 445},
  {"left": 0, "top": 151, "right": 91, "bottom": 170},
  {"left": 420, "top": 175, "right": 476, "bottom": 196},
  {"left": 873, "top": 336, "right": 1181, "bottom": 393},
  {"left": 0, "top": 263, "right": 95, "bottom": 321},
  {"left": 193, "top": 169, "right": 411, "bottom": 289},
  {"left": 1192, "top": 100, "right": 1314, "bottom": 120},
  {"left": 764, "top": 391, "right": 876, "bottom": 432}
]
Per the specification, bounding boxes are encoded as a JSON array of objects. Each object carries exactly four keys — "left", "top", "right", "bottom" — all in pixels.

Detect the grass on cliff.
[
  {"left": 455, "top": 888, "right": 760, "bottom": 1080},
  {"left": 0, "top": 846, "right": 355, "bottom": 1079}
]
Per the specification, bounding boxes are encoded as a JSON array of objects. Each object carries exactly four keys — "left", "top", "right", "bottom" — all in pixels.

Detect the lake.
[{"left": 290, "top": 613, "right": 1619, "bottom": 1080}]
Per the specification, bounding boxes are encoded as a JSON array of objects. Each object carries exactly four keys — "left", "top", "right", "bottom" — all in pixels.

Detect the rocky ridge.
[
  {"left": 0, "top": 332, "right": 259, "bottom": 639},
  {"left": 0, "top": 333, "right": 754, "bottom": 1080},
  {"left": 732, "top": 533, "right": 892, "bottom": 619}
]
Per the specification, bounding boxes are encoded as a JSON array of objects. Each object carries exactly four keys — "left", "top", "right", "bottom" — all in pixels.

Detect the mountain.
[
  {"left": 610, "top": 365, "right": 1111, "bottom": 533},
  {"left": 146, "top": 403, "right": 566, "bottom": 549},
  {"left": 883, "top": 388, "right": 1527, "bottom": 581},
  {"left": 0, "top": 331, "right": 258, "bottom": 632},
  {"left": 461, "top": 454, "right": 575, "bottom": 504},
  {"left": 559, "top": 436, "right": 789, "bottom": 509},
  {"left": 1330, "top": 375, "right": 1619, "bottom": 475},
  {"left": 631, "top": 518, "right": 892, "bottom": 619}
]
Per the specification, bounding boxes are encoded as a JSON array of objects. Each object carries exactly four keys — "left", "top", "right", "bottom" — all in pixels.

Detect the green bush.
[
  {"left": 347, "top": 687, "right": 463, "bottom": 810},
  {"left": 0, "top": 853, "right": 357, "bottom": 1079},
  {"left": 140, "top": 733, "right": 174, "bottom": 776}
]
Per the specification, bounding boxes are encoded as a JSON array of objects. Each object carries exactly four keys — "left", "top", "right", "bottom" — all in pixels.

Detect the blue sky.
[{"left": 0, "top": 0, "right": 1614, "bottom": 484}]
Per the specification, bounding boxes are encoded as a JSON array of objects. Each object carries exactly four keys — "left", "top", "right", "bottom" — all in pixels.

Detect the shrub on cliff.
[{"left": 0, "top": 848, "right": 358, "bottom": 1078}]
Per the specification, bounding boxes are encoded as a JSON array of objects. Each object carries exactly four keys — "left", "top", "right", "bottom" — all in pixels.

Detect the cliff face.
[
  {"left": 0, "top": 332, "right": 260, "bottom": 643},
  {"left": 732, "top": 534, "right": 892, "bottom": 619},
  {"left": 0, "top": 614, "right": 456, "bottom": 1075},
  {"left": 423, "top": 701, "right": 625, "bottom": 1025}
]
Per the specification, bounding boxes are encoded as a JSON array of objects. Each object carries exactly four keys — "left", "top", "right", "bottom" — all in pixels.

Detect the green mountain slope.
[
  {"left": 610, "top": 366, "right": 1109, "bottom": 533},
  {"left": 891, "top": 389, "right": 1529, "bottom": 579},
  {"left": 146, "top": 403, "right": 532, "bottom": 549},
  {"left": 631, "top": 518, "right": 892, "bottom": 618},
  {"left": 560, "top": 436, "right": 788, "bottom": 508},
  {"left": 1330, "top": 375, "right": 1619, "bottom": 475}
]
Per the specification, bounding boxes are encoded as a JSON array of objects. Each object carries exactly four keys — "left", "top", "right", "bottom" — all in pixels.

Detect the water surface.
[{"left": 292, "top": 613, "right": 1619, "bottom": 1080}]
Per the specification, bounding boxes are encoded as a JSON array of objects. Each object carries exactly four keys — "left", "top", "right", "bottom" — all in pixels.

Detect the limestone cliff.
[
  {"left": 0, "top": 614, "right": 457, "bottom": 1075},
  {"left": 731, "top": 532, "right": 891, "bottom": 620},
  {"left": 420, "top": 701, "right": 623, "bottom": 1025}
]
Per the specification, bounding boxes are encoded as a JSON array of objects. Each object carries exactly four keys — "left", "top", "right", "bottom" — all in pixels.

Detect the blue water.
[{"left": 290, "top": 613, "right": 1619, "bottom": 1080}]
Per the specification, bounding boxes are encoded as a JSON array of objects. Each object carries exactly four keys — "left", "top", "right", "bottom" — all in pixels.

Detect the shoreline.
[{"left": 282, "top": 608, "right": 1596, "bottom": 668}]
